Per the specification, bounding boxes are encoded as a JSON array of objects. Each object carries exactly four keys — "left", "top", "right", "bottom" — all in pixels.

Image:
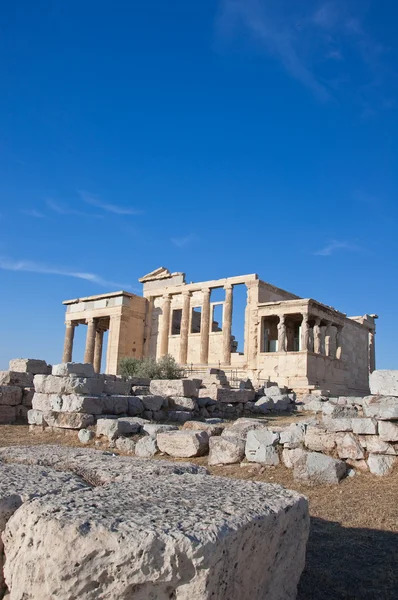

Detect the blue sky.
[{"left": 0, "top": 0, "right": 397, "bottom": 369}]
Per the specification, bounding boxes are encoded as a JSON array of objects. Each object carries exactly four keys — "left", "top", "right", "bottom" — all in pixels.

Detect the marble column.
[
  {"left": 143, "top": 296, "right": 154, "bottom": 358},
  {"left": 93, "top": 328, "right": 105, "bottom": 373},
  {"left": 301, "top": 313, "right": 310, "bottom": 352},
  {"left": 84, "top": 318, "right": 97, "bottom": 364},
  {"left": 179, "top": 291, "right": 191, "bottom": 364},
  {"left": 159, "top": 294, "right": 172, "bottom": 357},
  {"left": 313, "top": 318, "right": 322, "bottom": 354},
  {"left": 325, "top": 322, "right": 333, "bottom": 357},
  {"left": 369, "top": 330, "right": 376, "bottom": 372},
  {"left": 200, "top": 288, "right": 211, "bottom": 364},
  {"left": 320, "top": 323, "right": 327, "bottom": 355},
  {"left": 277, "top": 315, "right": 286, "bottom": 352},
  {"left": 62, "top": 322, "right": 76, "bottom": 363},
  {"left": 222, "top": 284, "right": 233, "bottom": 365}
]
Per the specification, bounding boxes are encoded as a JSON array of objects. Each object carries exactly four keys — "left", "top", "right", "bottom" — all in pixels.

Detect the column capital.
[
  {"left": 278, "top": 314, "right": 286, "bottom": 323},
  {"left": 65, "top": 321, "right": 77, "bottom": 328},
  {"left": 85, "top": 317, "right": 96, "bottom": 325},
  {"left": 224, "top": 283, "right": 233, "bottom": 291},
  {"left": 162, "top": 293, "right": 172, "bottom": 300},
  {"left": 201, "top": 287, "right": 211, "bottom": 295},
  {"left": 182, "top": 289, "right": 192, "bottom": 297}
]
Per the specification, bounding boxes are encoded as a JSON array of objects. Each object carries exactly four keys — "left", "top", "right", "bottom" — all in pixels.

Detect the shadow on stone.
[{"left": 298, "top": 517, "right": 398, "bottom": 599}]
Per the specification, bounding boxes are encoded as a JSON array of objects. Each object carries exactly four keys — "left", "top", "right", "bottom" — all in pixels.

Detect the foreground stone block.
[
  {"left": 358, "top": 435, "right": 395, "bottom": 455},
  {"left": 322, "top": 417, "right": 353, "bottom": 432},
  {"left": 139, "top": 395, "right": 164, "bottom": 412},
  {"left": 0, "top": 463, "right": 88, "bottom": 597},
  {"left": 169, "top": 396, "right": 196, "bottom": 411},
  {"left": 8, "top": 358, "right": 50, "bottom": 375},
  {"left": 370, "top": 370, "right": 398, "bottom": 396},
  {"left": 157, "top": 430, "right": 209, "bottom": 457},
  {"left": 280, "top": 423, "right": 305, "bottom": 449},
  {"left": 134, "top": 436, "right": 158, "bottom": 457},
  {"left": 143, "top": 423, "right": 178, "bottom": 436},
  {"left": 352, "top": 417, "right": 378, "bottom": 435},
  {"left": 378, "top": 420, "right": 398, "bottom": 442},
  {"left": 0, "top": 372, "right": 33, "bottom": 387},
  {"left": 222, "top": 418, "right": 268, "bottom": 441},
  {"left": 282, "top": 448, "right": 307, "bottom": 469},
  {"left": 304, "top": 426, "right": 336, "bottom": 452},
  {"left": 0, "top": 386, "right": 22, "bottom": 406},
  {"left": 54, "top": 394, "right": 104, "bottom": 415},
  {"left": 183, "top": 420, "right": 224, "bottom": 436},
  {"left": 2, "top": 474, "right": 309, "bottom": 600},
  {"left": 293, "top": 452, "right": 347, "bottom": 485},
  {"left": 367, "top": 454, "right": 396, "bottom": 476},
  {"left": 150, "top": 379, "right": 197, "bottom": 398},
  {"left": 335, "top": 433, "right": 365, "bottom": 460},
  {"left": 103, "top": 395, "right": 129, "bottom": 415},
  {"left": 52, "top": 363, "right": 95, "bottom": 378},
  {"left": 115, "top": 437, "right": 136, "bottom": 454},
  {"left": 208, "top": 436, "right": 245, "bottom": 465}
]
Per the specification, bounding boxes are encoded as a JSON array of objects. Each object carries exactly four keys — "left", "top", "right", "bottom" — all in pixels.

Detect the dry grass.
[{"left": 1, "top": 424, "right": 398, "bottom": 599}]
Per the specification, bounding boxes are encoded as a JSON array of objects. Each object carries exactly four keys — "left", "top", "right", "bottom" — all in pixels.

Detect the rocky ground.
[{"left": 1, "top": 420, "right": 397, "bottom": 599}]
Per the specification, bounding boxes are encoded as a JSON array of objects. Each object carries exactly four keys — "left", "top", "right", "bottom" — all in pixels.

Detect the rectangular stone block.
[
  {"left": 103, "top": 378, "right": 131, "bottom": 395},
  {"left": 22, "top": 387, "right": 34, "bottom": 407},
  {"left": 32, "top": 393, "right": 53, "bottom": 411},
  {"left": 2, "top": 474, "right": 309, "bottom": 600},
  {"left": 322, "top": 417, "right": 353, "bottom": 432},
  {"left": 27, "top": 409, "right": 46, "bottom": 426},
  {"left": 34, "top": 375, "right": 103, "bottom": 396},
  {"left": 43, "top": 412, "right": 95, "bottom": 430},
  {"left": 378, "top": 421, "right": 398, "bottom": 442},
  {"left": 102, "top": 395, "right": 129, "bottom": 415},
  {"left": 0, "top": 386, "right": 23, "bottom": 406},
  {"left": 362, "top": 396, "right": 398, "bottom": 420},
  {"left": 150, "top": 379, "right": 197, "bottom": 398},
  {"left": 0, "top": 405, "right": 17, "bottom": 424},
  {"left": 352, "top": 418, "right": 378, "bottom": 435},
  {"left": 96, "top": 417, "right": 142, "bottom": 441},
  {"left": 370, "top": 370, "right": 398, "bottom": 396},
  {"left": 8, "top": 358, "right": 50, "bottom": 375},
  {"left": 216, "top": 388, "right": 256, "bottom": 404},
  {"left": 57, "top": 395, "right": 104, "bottom": 415},
  {"left": 0, "top": 371, "right": 33, "bottom": 387},
  {"left": 52, "top": 363, "right": 96, "bottom": 378}
]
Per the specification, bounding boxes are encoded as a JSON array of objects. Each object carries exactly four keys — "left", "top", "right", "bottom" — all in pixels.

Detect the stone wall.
[{"left": 0, "top": 359, "right": 50, "bottom": 424}]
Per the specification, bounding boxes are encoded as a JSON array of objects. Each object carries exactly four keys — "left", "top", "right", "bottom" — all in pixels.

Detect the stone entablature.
[{"left": 61, "top": 268, "right": 377, "bottom": 395}]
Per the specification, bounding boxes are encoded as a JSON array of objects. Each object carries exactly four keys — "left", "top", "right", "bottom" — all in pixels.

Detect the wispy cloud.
[
  {"left": 20, "top": 209, "right": 46, "bottom": 219},
  {"left": 171, "top": 234, "right": 197, "bottom": 248},
  {"left": 46, "top": 199, "right": 103, "bottom": 219},
  {"left": 218, "top": 1, "right": 393, "bottom": 110},
  {"left": 314, "top": 240, "right": 363, "bottom": 256},
  {"left": 0, "top": 257, "right": 133, "bottom": 290},
  {"left": 79, "top": 191, "right": 143, "bottom": 216}
]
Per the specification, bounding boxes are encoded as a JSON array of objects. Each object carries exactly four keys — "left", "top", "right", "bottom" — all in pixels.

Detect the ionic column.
[
  {"left": 62, "top": 322, "right": 76, "bottom": 363},
  {"left": 325, "top": 322, "right": 333, "bottom": 357},
  {"left": 313, "top": 318, "right": 322, "bottom": 354},
  {"left": 369, "top": 330, "right": 376, "bottom": 372},
  {"left": 159, "top": 294, "right": 172, "bottom": 357},
  {"left": 301, "top": 313, "right": 310, "bottom": 351},
  {"left": 84, "top": 318, "right": 97, "bottom": 364},
  {"left": 336, "top": 325, "right": 343, "bottom": 360},
  {"left": 222, "top": 284, "right": 233, "bottom": 365},
  {"left": 277, "top": 315, "right": 286, "bottom": 352},
  {"left": 93, "top": 328, "right": 105, "bottom": 373},
  {"left": 179, "top": 291, "right": 191, "bottom": 364},
  {"left": 200, "top": 288, "right": 211, "bottom": 364}
]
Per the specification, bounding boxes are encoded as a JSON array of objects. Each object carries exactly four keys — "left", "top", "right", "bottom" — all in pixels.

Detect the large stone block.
[
  {"left": 221, "top": 418, "right": 268, "bottom": 441},
  {"left": 293, "top": 452, "right": 347, "bottom": 485},
  {"left": 0, "top": 371, "right": 33, "bottom": 387},
  {"left": 143, "top": 423, "right": 178, "bottom": 436},
  {"left": 335, "top": 433, "right": 365, "bottom": 460},
  {"left": 27, "top": 409, "right": 46, "bottom": 426},
  {"left": 0, "top": 386, "right": 22, "bottom": 406},
  {"left": 362, "top": 396, "right": 398, "bottom": 420},
  {"left": 157, "top": 430, "right": 209, "bottom": 457},
  {"left": 282, "top": 448, "right": 307, "bottom": 469},
  {"left": 245, "top": 429, "right": 280, "bottom": 465},
  {"left": 34, "top": 375, "right": 103, "bottom": 396},
  {"left": 150, "top": 379, "right": 197, "bottom": 398},
  {"left": 134, "top": 436, "right": 158, "bottom": 458},
  {"left": 370, "top": 370, "right": 398, "bottom": 396},
  {"left": 102, "top": 395, "right": 129, "bottom": 415},
  {"left": 208, "top": 436, "right": 245, "bottom": 465},
  {"left": 139, "top": 395, "right": 164, "bottom": 412},
  {"left": 22, "top": 387, "right": 34, "bottom": 407},
  {"left": 183, "top": 420, "right": 224, "bottom": 436},
  {"left": 127, "top": 396, "right": 144, "bottom": 416},
  {"left": 280, "top": 423, "right": 306, "bottom": 449},
  {"left": 0, "top": 462, "right": 88, "bottom": 598},
  {"left": 358, "top": 435, "right": 395, "bottom": 455},
  {"left": 167, "top": 410, "right": 193, "bottom": 423},
  {"left": 2, "top": 474, "right": 309, "bottom": 600},
  {"left": 322, "top": 417, "right": 353, "bottom": 432},
  {"left": 103, "top": 378, "right": 132, "bottom": 395},
  {"left": 367, "top": 454, "right": 396, "bottom": 476},
  {"left": 44, "top": 412, "right": 95, "bottom": 430},
  {"left": 216, "top": 388, "right": 256, "bottom": 403},
  {"left": 8, "top": 358, "right": 50, "bottom": 375},
  {"left": 169, "top": 396, "right": 196, "bottom": 411},
  {"left": 96, "top": 417, "right": 142, "bottom": 441},
  {"left": 352, "top": 417, "right": 378, "bottom": 435},
  {"left": 304, "top": 426, "right": 336, "bottom": 452},
  {"left": 0, "top": 406, "right": 17, "bottom": 424},
  {"left": 52, "top": 363, "right": 96, "bottom": 378},
  {"left": 378, "top": 421, "right": 398, "bottom": 442},
  {"left": 55, "top": 395, "right": 103, "bottom": 414}
]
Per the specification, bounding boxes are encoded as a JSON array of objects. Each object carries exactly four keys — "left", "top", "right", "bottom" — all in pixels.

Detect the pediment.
[{"left": 139, "top": 267, "right": 172, "bottom": 283}]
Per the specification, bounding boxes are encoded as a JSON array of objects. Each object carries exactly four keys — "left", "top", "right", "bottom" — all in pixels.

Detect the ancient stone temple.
[{"left": 62, "top": 267, "right": 377, "bottom": 395}]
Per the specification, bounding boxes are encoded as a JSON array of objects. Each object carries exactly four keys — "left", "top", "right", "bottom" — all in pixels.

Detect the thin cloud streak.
[
  {"left": 20, "top": 209, "right": 46, "bottom": 219},
  {"left": 46, "top": 199, "right": 103, "bottom": 219},
  {"left": 0, "top": 257, "right": 133, "bottom": 290},
  {"left": 79, "top": 191, "right": 143, "bottom": 215},
  {"left": 314, "top": 240, "right": 364, "bottom": 256},
  {"left": 171, "top": 234, "right": 197, "bottom": 248}
]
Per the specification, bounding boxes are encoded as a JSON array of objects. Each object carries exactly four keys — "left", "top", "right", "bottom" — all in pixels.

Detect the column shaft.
[
  {"left": 84, "top": 318, "right": 97, "bottom": 364},
  {"left": 62, "top": 322, "right": 75, "bottom": 363},
  {"left": 313, "top": 318, "right": 322, "bottom": 353},
  {"left": 336, "top": 325, "right": 343, "bottom": 360},
  {"left": 159, "top": 295, "right": 172, "bottom": 357},
  {"left": 93, "top": 329, "right": 104, "bottom": 373},
  {"left": 277, "top": 315, "right": 286, "bottom": 352},
  {"left": 179, "top": 292, "right": 191, "bottom": 364},
  {"left": 369, "top": 330, "right": 376, "bottom": 372},
  {"left": 143, "top": 297, "right": 154, "bottom": 358},
  {"left": 222, "top": 285, "right": 233, "bottom": 365},
  {"left": 200, "top": 288, "right": 211, "bottom": 364},
  {"left": 301, "top": 313, "right": 310, "bottom": 352}
]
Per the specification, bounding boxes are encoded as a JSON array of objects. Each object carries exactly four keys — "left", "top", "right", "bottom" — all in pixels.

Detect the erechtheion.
[{"left": 62, "top": 267, "right": 377, "bottom": 395}]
